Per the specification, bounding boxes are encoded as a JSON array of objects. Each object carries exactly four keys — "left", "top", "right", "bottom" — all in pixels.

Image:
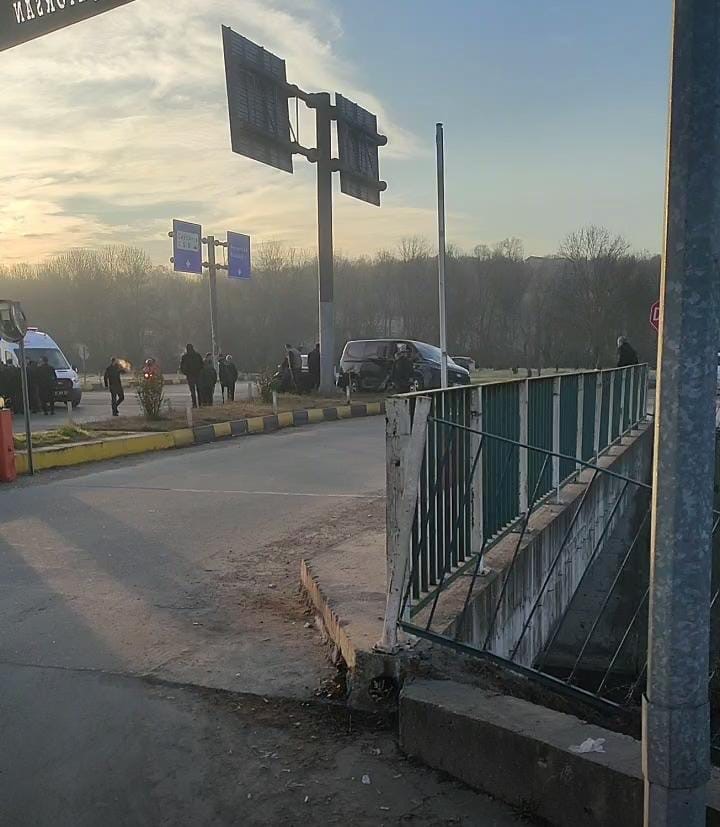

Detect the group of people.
[
  {"left": 0, "top": 357, "right": 58, "bottom": 415},
  {"left": 278, "top": 343, "right": 321, "bottom": 392},
  {"left": 180, "top": 344, "right": 239, "bottom": 408}
]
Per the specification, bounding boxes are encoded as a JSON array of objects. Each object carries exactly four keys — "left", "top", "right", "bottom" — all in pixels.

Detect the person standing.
[
  {"left": 308, "top": 343, "right": 320, "bottom": 391},
  {"left": 219, "top": 355, "right": 239, "bottom": 402},
  {"left": 36, "top": 356, "right": 57, "bottom": 416},
  {"left": 391, "top": 345, "right": 414, "bottom": 393},
  {"left": 285, "top": 343, "right": 301, "bottom": 391},
  {"left": 27, "top": 360, "right": 41, "bottom": 413},
  {"left": 103, "top": 357, "right": 125, "bottom": 417},
  {"left": 2, "top": 359, "right": 20, "bottom": 413},
  {"left": 616, "top": 336, "right": 639, "bottom": 367},
  {"left": 198, "top": 353, "right": 217, "bottom": 406},
  {"left": 180, "top": 343, "right": 204, "bottom": 408}
]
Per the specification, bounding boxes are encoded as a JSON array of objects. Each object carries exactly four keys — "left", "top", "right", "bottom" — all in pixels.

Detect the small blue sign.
[
  {"left": 173, "top": 219, "right": 203, "bottom": 275},
  {"left": 227, "top": 231, "right": 252, "bottom": 280}
]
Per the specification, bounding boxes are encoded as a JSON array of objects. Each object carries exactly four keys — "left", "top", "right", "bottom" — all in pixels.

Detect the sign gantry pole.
[
  {"left": 222, "top": 26, "right": 387, "bottom": 394},
  {"left": 310, "top": 92, "right": 336, "bottom": 395}
]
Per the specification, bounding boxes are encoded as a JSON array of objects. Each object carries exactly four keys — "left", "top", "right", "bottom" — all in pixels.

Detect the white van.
[{"left": 0, "top": 328, "right": 81, "bottom": 407}]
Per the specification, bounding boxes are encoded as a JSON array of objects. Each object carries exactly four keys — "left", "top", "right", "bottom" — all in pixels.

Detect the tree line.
[{"left": 0, "top": 225, "right": 659, "bottom": 374}]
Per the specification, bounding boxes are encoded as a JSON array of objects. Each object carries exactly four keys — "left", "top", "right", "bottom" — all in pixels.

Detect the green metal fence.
[{"left": 399, "top": 364, "right": 649, "bottom": 610}]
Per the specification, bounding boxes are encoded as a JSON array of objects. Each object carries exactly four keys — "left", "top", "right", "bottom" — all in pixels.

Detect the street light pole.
[
  {"left": 644, "top": 1, "right": 720, "bottom": 824},
  {"left": 436, "top": 123, "right": 449, "bottom": 388}
]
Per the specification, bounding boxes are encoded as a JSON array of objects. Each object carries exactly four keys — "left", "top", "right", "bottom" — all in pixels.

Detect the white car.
[{"left": 0, "top": 328, "right": 82, "bottom": 408}]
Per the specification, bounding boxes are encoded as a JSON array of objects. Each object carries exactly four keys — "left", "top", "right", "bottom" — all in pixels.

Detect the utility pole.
[
  {"left": 644, "top": 1, "right": 720, "bottom": 824},
  {"left": 436, "top": 123, "right": 449, "bottom": 388},
  {"left": 205, "top": 235, "right": 220, "bottom": 367},
  {"left": 17, "top": 338, "right": 33, "bottom": 476},
  {"left": 312, "top": 92, "right": 336, "bottom": 395}
]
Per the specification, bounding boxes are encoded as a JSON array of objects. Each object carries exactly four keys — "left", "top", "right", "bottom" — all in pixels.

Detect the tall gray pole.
[
  {"left": 644, "top": 1, "right": 720, "bottom": 824},
  {"left": 18, "top": 339, "right": 33, "bottom": 476},
  {"left": 314, "top": 92, "right": 336, "bottom": 395},
  {"left": 206, "top": 235, "right": 220, "bottom": 368},
  {"left": 436, "top": 123, "right": 449, "bottom": 388}
]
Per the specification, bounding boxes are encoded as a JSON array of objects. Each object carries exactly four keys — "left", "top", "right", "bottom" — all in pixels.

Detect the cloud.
[{"left": 0, "top": 0, "right": 426, "bottom": 264}]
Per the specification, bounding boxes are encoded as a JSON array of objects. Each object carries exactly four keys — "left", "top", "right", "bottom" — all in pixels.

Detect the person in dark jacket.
[
  {"left": 179, "top": 343, "right": 204, "bottom": 408},
  {"left": 198, "top": 354, "right": 217, "bottom": 406},
  {"left": 36, "top": 356, "right": 57, "bottom": 416},
  {"left": 308, "top": 343, "right": 320, "bottom": 391},
  {"left": 27, "top": 360, "right": 41, "bottom": 413},
  {"left": 0, "top": 362, "right": 8, "bottom": 408},
  {"left": 5, "top": 359, "right": 25, "bottom": 414},
  {"left": 617, "top": 337, "right": 639, "bottom": 368},
  {"left": 1, "top": 359, "right": 20, "bottom": 412},
  {"left": 219, "top": 355, "right": 239, "bottom": 402},
  {"left": 103, "top": 357, "right": 126, "bottom": 416},
  {"left": 285, "top": 343, "right": 301, "bottom": 390},
  {"left": 391, "top": 345, "right": 414, "bottom": 392}
]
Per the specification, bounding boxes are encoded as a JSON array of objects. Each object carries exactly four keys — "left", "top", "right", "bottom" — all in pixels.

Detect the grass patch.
[
  {"left": 13, "top": 425, "right": 125, "bottom": 449},
  {"left": 85, "top": 393, "right": 380, "bottom": 433}
]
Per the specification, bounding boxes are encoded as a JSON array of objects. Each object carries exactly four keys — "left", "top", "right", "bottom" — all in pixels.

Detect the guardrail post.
[
  {"left": 619, "top": 368, "right": 627, "bottom": 436},
  {"left": 552, "top": 376, "right": 561, "bottom": 502},
  {"left": 575, "top": 373, "right": 585, "bottom": 468},
  {"left": 470, "top": 386, "right": 484, "bottom": 552},
  {"left": 385, "top": 397, "right": 411, "bottom": 593},
  {"left": 594, "top": 372, "right": 602, "bottom": 460},
  {"left": 519, "top": 379, "right": 529, "bottom": 514},
  {"left": 379, "top": 396, "right": 431, "bottom": 652},
  {"left": 607, "top": 370, "right": 615, "bottom": 447}
]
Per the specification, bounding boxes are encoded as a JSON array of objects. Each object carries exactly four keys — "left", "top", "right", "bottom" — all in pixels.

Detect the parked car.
[
  {"left": 337, "top": 339, "right": 471, "bottom": 392},
  {"left": 1, "top": 328, "right": 82, "bottom": 407}
]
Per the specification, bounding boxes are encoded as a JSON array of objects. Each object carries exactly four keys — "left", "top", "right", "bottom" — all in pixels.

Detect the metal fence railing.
[{"left": 380, "top": 365, "right": 649, "bottom": 635}]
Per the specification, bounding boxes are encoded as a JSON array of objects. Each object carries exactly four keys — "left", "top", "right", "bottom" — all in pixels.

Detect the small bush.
[
  {"left": 136, "top": 373, "right": 165, "bottom": 420},
  {"left": 257, "top": 369, "right": 276, "bottom": 403}
]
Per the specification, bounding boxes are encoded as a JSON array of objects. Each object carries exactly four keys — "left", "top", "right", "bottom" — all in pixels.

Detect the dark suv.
[{"left": 338, "top": 339, "right": 471, "bottom": 392}]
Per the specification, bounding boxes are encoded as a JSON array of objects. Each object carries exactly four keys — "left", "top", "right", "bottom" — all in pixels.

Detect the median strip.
[{"left": 13, "top": 401, "right": 385, "bottom": 476}]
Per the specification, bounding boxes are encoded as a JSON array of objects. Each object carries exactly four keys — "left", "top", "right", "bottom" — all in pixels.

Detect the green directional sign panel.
[{"left": 1, "top": 0, "right": 136, "bottom": 53}]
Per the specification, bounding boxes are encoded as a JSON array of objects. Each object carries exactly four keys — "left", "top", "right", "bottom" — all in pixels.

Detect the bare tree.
[{"left": 559, "top": 225, "right": 631, "bottom": 366}]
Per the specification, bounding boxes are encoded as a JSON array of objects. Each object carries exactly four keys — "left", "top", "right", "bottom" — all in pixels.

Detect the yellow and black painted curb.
[{"left": 14, "top": 401, "right": 385, "bottom": 476}]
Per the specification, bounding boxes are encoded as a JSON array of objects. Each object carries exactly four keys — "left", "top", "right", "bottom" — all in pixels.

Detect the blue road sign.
[
  {"left": 227, "top": 232, "right": 252, "bottom": 280},
  {"left": 173, "top": 220, "right": 203, "bottom": 275}
]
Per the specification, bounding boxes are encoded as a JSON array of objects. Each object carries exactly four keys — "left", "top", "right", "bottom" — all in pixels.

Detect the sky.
[{"left": 0, "top": 0, "right": 672, "bottom": 265}]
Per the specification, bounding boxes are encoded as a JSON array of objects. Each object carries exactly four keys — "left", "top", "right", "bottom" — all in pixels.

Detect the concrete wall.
[
  {"left": 451, "top": 424, "right": 653, "bottom": 668},
  {"left": 400, "top": 678, "right": 720, "bottom": 827}
]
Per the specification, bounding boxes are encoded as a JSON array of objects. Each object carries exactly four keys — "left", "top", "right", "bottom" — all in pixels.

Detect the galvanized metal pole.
[
  {"left": 315, "top": 93, "right": 336, "bottom": 395},
  {"left": 644, "top": 2, "right": 720, "bottom": 824},
  {"left": 436, "top": 123, "right": 449, "bottom": 388},
  {"left": 205, "top": 235, "right": 220, "bottom": 369},
  {"left": 18, "top": 339, "right": 33, "bottom": 476}
]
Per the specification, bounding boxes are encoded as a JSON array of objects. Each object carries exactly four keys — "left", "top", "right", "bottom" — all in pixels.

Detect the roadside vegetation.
[
  {"left": 0, "top": 225, "right": 659, "bottom": 380},
  {"left": 13, "top": 425, "right": 123, "bottom": 449},
  {"left": 84, "top": 392, "right": 381, "bottom": 433}
]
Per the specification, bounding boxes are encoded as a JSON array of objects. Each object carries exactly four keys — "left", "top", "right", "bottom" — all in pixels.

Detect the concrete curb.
[
  {"left": 301, "top": 558, "right": 359, "bottom": 670},
  {"left": 14, "top": 401, "right": 385, "bottom": 475},
  {"left": 399, "top": 678, "right": 720, "bottom": 827},
  {"left": 300, "top": 553, "right": 403, "bottom": 710}
]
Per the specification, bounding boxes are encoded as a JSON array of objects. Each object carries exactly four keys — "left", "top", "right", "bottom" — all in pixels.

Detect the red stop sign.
[{"left": 650, "top": 300, "right": 660, "bottom": 332}]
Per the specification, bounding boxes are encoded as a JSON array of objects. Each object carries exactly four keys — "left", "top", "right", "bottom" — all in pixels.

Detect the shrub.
[
  {"left": 136, "top": 373, "right": 165, "bottom": 420},
  {"left": 257, "top": 368, "right": 276, "bottom": 403}
]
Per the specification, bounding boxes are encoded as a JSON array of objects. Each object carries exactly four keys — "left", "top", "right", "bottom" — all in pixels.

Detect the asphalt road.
[
  {"left": 12, "top": 382, "right": 254, "bottom": 433},
  {"left": 0, "top": 418, "right": 521, "bottom": 826}
]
